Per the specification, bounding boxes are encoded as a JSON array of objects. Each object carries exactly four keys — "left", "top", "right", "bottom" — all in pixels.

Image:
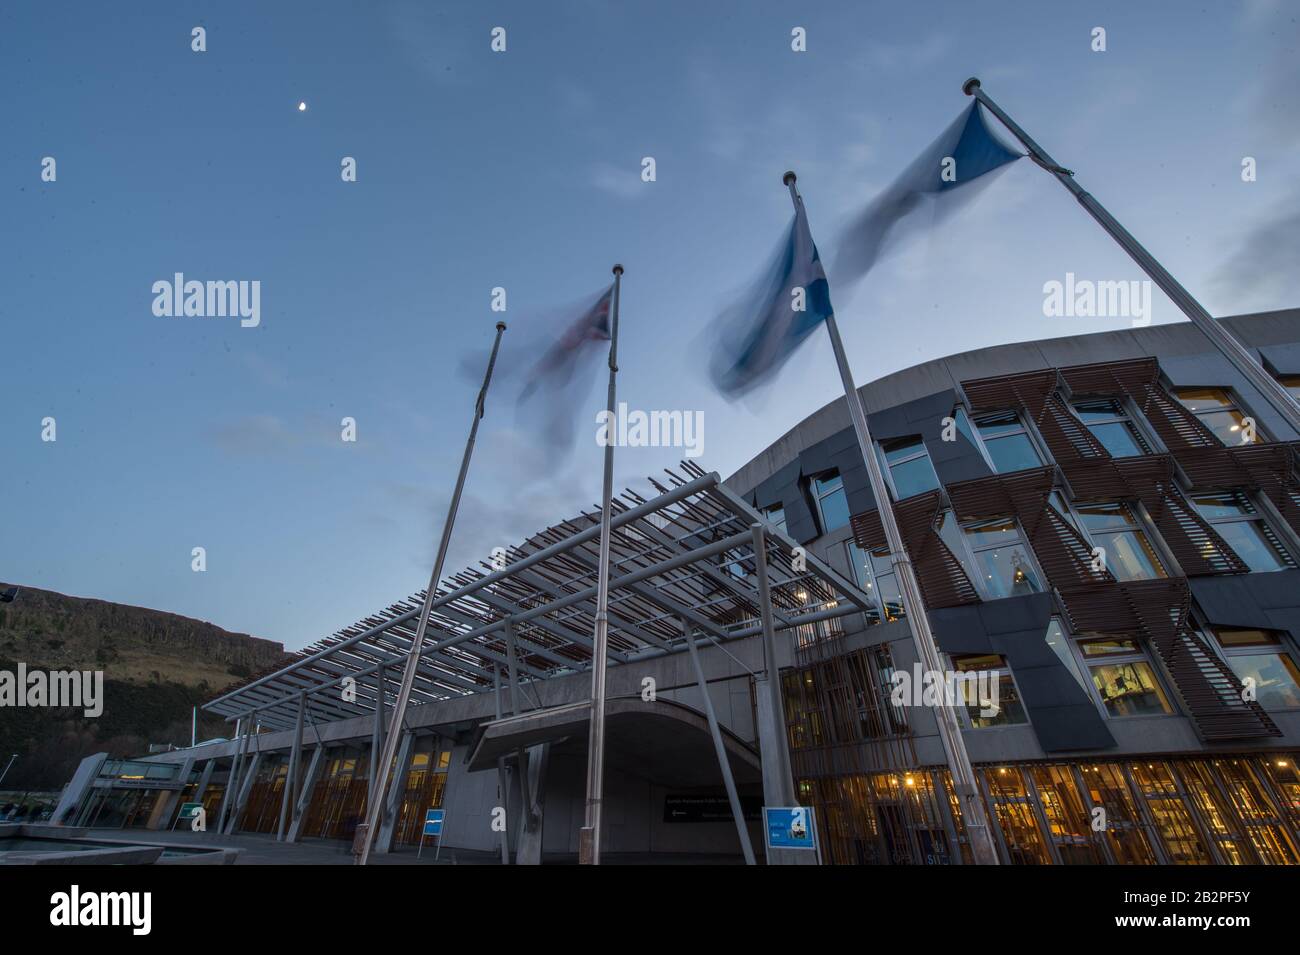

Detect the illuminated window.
[
  {"left": 1175, "top": 387, "right": 1261, "bottom": 446},
  {"left": 1278, "top": 375, "right": 1300, "bottom": 402},
  {"left": 1210, "top": 628, "right": 1300, "bottom": 710},
  {"left": 962, "top": 516, "right": 1042, "bottom": 598},
  {"left": 1191, "top": 491, "right": 1294, "bottom": 572},
  {"left": 1072, "top": 399, "right": 1152, "bottom": 457},
  {"left": 951, "top": 653, "right": 1027, "bottom": 727},
  {"left": 845, "top": 540, "right": 904, "bottom": 624},
  {"left": 1078, "top": 637, "right": 1173, "bottom": 717}
]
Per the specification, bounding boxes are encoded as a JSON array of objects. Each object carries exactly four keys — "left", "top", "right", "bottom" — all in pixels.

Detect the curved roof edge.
[{"left": 724, "top": 308, "right": 1300, "bottom": 494}]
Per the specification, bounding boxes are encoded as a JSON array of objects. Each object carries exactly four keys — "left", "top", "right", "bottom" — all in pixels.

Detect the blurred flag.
[
  {"left": 833, "top": 101, "right": 1022, "bottom": 286},
  {"left": 464, "top": 284, "right": 612, "bottom": 448},
  {"left": 708, "top": 200, "right": 834, "bottom": 398}
]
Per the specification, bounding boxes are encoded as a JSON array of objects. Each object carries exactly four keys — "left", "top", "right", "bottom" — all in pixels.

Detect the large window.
[
  {"left": 878, "top": 436, "right": 940, "bottom": 500},
  {"left": 1175, "top": 387, "right": 1261, "bottom": 446},
  {"left": 951, "top": 653, "right": 1027, "bottom": 728},
  {"left": 974, "top": 410, "right": 1043, "bottom": 474},
  {"left": 845, "top": 541, "right": 904, "bottom": 624},
  {"left": 1191, "top": 491, "right": 1295, "bottom": 572},
  {"left": 1072, "top": 398, "right": 1152, "bottom": 457},
  {"left": 811, "top": 471, "right": 850, "bottom": 532},
  {"left": 962, "top": 516, "right": 1042, "bottom": 598},
  {"left": 1078, "top": 636, "right": 1173, "bottom": 717},
  {"left": 1211, "top": 628, "right": 1300, "bottom": 710},
  {"left": 1077, "top": 502, "right": 1168, "bottom": 580}
]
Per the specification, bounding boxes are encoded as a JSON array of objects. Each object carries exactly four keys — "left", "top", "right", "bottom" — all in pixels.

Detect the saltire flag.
[
  {"left": 708, "top": 199, "right": 834, "bottom": 398},
  {"left": 832, "top": 101, "right": 1023, "bottom": 286},
  {"left": 463, "top": 284, "right": 613, "bottom": 448}
]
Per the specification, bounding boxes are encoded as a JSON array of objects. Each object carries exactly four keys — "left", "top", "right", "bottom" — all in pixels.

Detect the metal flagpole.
[
  {"left": 963, "top": 77, "right": 1300, "bottom": 435},
  {"left": 784, "top": 171, "right": 1001, "bottom": 865},
  {"left": 357, "top": 320, "right": 508, "bottom": 865},
  {"left": 580, "top": 263, "right": 623, "bottom": 865}
]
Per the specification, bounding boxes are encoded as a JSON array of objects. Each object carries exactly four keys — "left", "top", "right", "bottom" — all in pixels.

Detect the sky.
[{"left": 3, "top": 1, "right": 1297, "bottom": 651}]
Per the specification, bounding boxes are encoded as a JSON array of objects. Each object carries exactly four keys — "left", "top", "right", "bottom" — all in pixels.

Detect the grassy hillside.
[{"left": 0, "top": 583, "right": 291, "bottom": 788}]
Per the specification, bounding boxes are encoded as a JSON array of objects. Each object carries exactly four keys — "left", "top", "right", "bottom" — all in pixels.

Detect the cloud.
[
  {"left": 1213, "top": 191, "right": 1300, "bottom": 312},
  {"left": 210, "top": 414, "right": 296, "bottom": 456},
  {"left": 590, "top": 161, "right": 647, "bottom": 200}
]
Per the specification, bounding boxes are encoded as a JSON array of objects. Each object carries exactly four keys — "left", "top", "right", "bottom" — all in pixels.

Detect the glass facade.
[
  {"left": 811, "top": 471, "right": 850, "bottom": 532},
  {"left": 1176, "top": 387, "right": 1260, "bottom": 446},
  {"left": 1077, "top": 502, "right": 1168, "bottom": 581},
  {"left": 974, "top": 410, "right": 1042, "bottom": 474},
  {"left": 1072, "top": 398, "right": 1152, "bottom": 457},
  {"left": 878, "top": 436, "right": 941, "bottom": 500},
  {"left": 1193, "top": 491, "right": 1295, "bottom": 572}
]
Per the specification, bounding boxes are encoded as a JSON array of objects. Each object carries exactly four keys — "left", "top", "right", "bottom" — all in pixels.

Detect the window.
[
  {"left": 951, "top": 654, "right": 1027, "bottom": 727},
  {"left": 1077, "top": 502, "right": 1168, "bottom": 580},
  {"left": 811, "top": 471, "right": 850, "bottom": 532},
  {"left": 1279, "top": 375, "right": 1300, "bottom": 402},
  {"left": 962, "top": 516, "right": 1042, "bottom": 598},
  {"left": 845, "top": 541, "right": 904, "bottom": 624},
  {"left": 1210, "top": 628, "right": 1300, "bottom": 709},
  {"left": 878, "top": 436, "right": 940, "bottom": 500},
  {"left": 1191, "top": 491, "right": 1295, "bottom": 573},
  {"left": 1175, "top": 388, "right": 1261, "bottom": 446},
  {"left": 1078, "top": 636, "right": 1173, "bottom": 717},
  {"left": 974, "top": 410, "right": 1043, "bottom": 474},
  {"left": 760, "top": 503, "right": 787, "bottom": 535},
  {"left": 1072, "top": 399, "right": 1152, "bottom": 457}
]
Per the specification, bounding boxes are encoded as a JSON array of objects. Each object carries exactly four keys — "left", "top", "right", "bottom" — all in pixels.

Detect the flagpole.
[
  {"left": 580, "top": 263, "right": 623, "bottom": 866},
  {"left": 357, "top": 319, "right": 507, "bottom": 866},
  {"left": 784, "top": 171, "right": 1001, "bottom": 865},
  {"left": 963, "top": 77, "right": 1300, "bottom": 435}
]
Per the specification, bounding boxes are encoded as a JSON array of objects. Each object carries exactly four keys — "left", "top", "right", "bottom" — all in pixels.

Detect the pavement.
[{"left": 75, "top": 827, "right": 748, "bottom": 864}]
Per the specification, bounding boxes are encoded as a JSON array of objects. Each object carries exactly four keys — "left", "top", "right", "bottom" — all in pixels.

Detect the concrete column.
[
  {"left": 224, "top": 751, "right": 261, "bottom": 835},
  {"left": 515, "top": 743, "right": 550, "bottom": 866},
  {"left": 277, "top": 694, "right": 306, "bottom": 841},
  {"left": 286, "top": 745, "right": 325, "bottom": 843},
  {"left": 52, "top": 752, "right": 107, "bottom": 826},
  {"left": 374, "top": 730, "right": 415, "bottom": 855},
  {"left": 150, "top": 756, "right": 195, "bottom": 830}
]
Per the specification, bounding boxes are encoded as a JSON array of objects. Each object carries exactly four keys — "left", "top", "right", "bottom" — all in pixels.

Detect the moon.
[{"left": 297, "top": 101, "right": 307, "bottom": 112}]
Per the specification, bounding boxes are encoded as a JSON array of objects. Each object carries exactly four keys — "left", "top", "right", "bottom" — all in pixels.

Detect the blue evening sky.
[{"left": 3, "top": 1, "right": 1297, "bottom": 649}]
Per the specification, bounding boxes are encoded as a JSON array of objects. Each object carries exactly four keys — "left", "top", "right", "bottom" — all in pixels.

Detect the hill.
[{"left": 0, "top": 583, "right": 291, "bottom": 788}]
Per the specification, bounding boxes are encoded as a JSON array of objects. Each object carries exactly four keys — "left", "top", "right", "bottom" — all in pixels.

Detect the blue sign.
[
  {"left": 423, "top": 809, "right": 445, "bottom": 836},
  {"left": 765, "top": 807, "right": 817, "bottom": 850}
]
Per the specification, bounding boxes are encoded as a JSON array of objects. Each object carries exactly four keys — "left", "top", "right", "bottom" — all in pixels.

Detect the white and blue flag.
[
  {"left": 709, "top": 199, "right": 834, "bottom": 398},
  {"left": 833, "top": 101, "right": 1022, "bottom": 286}
]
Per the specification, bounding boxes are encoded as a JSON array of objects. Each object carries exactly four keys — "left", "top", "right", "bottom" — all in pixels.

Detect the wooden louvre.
[
  {"left": 876, "top": 356, "right": 1291, "bottom": 741},
  {"left": 849, "top": 490, "right": 980, "bottom": 610}
]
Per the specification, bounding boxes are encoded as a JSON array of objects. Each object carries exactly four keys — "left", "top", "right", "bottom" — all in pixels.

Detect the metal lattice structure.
[{"left": 204, "top": 461, "right": 873, "bottom": 731}]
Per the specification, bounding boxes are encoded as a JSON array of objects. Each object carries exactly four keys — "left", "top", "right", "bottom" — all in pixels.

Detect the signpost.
[
  {"left": 764, "top": 806, "right": 818, "bottom": 855},
  {"left": 418, "top": 808, "right": 446, "bottom": 861}
]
